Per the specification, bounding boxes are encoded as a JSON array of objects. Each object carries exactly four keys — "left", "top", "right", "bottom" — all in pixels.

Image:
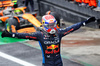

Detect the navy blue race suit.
[
  {"left": 8, "top": 22, "right": 84, "bottom": 66},
  {"left": 1, "top": 16, "right": 95, "bottom": 66}
]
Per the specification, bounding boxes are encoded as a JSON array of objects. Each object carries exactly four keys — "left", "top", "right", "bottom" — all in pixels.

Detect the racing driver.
[{"left": 1, "top": 14, "right": 96, "bottom": 66}]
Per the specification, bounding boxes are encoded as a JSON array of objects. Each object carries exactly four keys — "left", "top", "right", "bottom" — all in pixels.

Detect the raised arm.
[
  {"left": 59, "top": 17, "right": 96, "bottom": 37},
  {"left": 1, "top": 30, "right": 40, "bottom": 41}
]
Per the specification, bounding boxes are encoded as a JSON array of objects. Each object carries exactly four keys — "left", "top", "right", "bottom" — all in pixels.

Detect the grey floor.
[{"left": 0, "top": 42, "right": 84, "bottom": 66}]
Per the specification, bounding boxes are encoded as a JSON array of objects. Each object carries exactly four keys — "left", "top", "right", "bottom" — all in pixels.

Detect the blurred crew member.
[
  {"left": 89, "top": 0, "right": 97, "bottom": 8},
  {"left": 25, "top": 0, "right": 34, "bottom": 12}
]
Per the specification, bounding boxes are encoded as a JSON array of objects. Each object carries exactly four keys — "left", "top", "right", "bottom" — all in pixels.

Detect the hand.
[
  {"left": 1, "top": 30, "right": 12, "bottom": 38},
  {"left": 85, "top": 17, "right": 96, "bottom": 24}
]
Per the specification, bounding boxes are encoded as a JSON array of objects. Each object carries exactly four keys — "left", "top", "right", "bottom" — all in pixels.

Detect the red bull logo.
[
  {"left": 45, "top": 44, "right": 60, "bottom": 54},
  {"left": 47, "top": 44, "right": 59, "bottom": 50},
  {"left": 44, "top": 15, "right": 54, "bottom": 20},
  {"left": 45, "top": 50, "right": 53, "bottom": 54}
]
